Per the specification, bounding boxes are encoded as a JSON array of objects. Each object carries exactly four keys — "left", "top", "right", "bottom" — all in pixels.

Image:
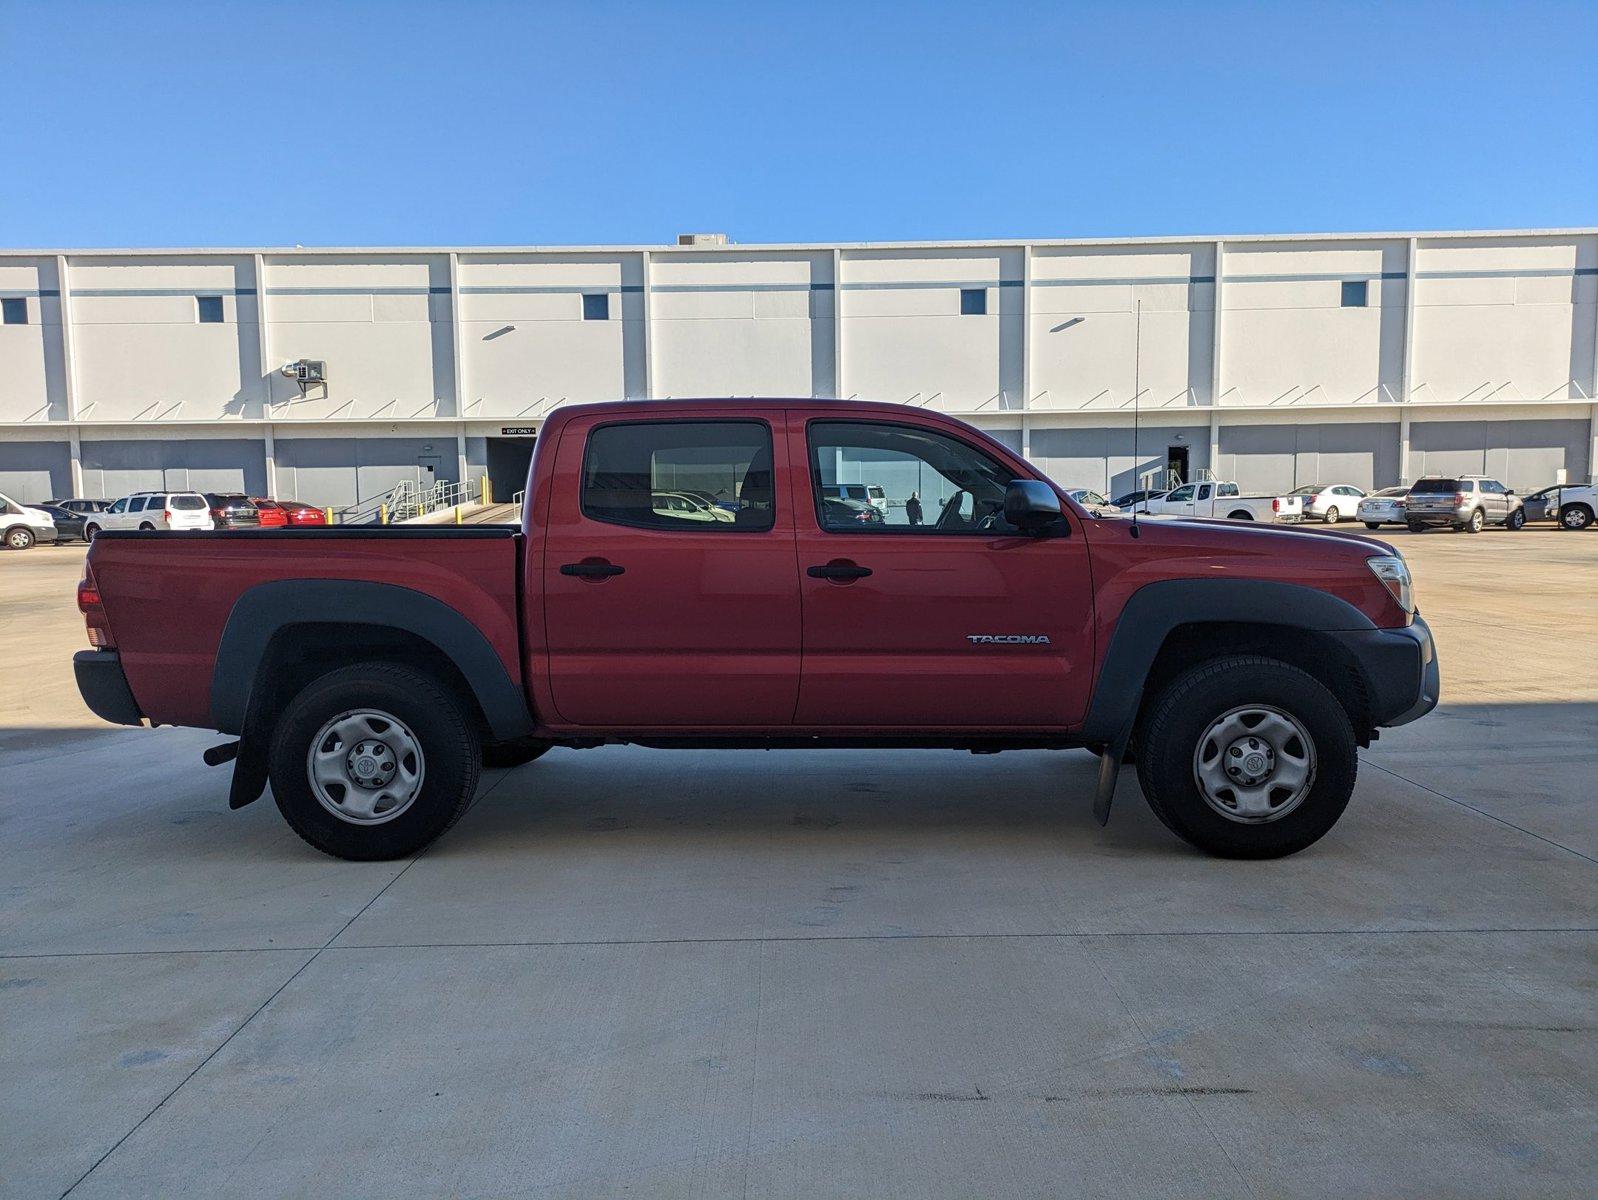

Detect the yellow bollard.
[
  {"left": 380, "top": 503, "right": 389, "bottom": 525},
  {"left": 455, "top": 504, "right": 462, "bottom": 525},
  {"left": 325, "top": 507, "right": 335, "bottom": 524},
  {"left": 481, "top": 477, "right": 492, "bottom": 505}
]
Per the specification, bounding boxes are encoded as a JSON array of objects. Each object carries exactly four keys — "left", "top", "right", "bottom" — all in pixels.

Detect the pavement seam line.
[
  {"left": 1364, "top": 758, "right": 1598, "bottom": 867},
  {"left": 10, "top": 926, "right": 1596, "bottom": 963},
  {"left": 53, "top": 769, "right": 523, "bottom": 1198}
]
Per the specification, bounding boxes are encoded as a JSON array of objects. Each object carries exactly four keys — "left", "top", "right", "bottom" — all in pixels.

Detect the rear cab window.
[{"left": 580, "top": 421, "right": 775, "bottom": 532}]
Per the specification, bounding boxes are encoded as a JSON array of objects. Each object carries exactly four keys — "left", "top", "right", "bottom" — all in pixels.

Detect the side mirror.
[{"left": 1004, "top": 480, "right": 1065, "bottom": 533}]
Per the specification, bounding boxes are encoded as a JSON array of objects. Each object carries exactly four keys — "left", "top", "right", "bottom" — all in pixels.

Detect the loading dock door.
[{"left": 488, "top": 436, "right": 537, "bottom": 501}]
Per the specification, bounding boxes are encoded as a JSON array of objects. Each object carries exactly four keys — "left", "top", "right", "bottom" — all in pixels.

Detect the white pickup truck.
[{"left": 1134, "top": 480, "right": 1303, "bottom": 523}]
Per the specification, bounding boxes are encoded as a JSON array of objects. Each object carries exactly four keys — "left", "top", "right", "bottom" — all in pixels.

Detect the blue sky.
[{"left": 2, "top": 0, "right": 1594, "bottom": 247}]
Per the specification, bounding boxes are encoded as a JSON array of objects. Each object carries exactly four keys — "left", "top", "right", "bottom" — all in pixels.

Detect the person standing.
[{"left": 906, "top": 491, "right": 923, "bottom": 526}]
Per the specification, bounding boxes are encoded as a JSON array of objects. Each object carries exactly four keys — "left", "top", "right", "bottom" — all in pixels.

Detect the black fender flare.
[
  {"left": 1081, "top": 578, "right": 1376, "bottom": 745},
  {"left": 211, "top": 579, "right": 536, "bottom": 743},
  {"left": 1080, "top": 578, "right": 1376, "bottom": 824}
]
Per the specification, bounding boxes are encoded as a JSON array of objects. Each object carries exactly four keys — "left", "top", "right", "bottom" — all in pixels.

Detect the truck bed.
[{"left": 86, "top": 527, "right": 525, "bottom": 731}]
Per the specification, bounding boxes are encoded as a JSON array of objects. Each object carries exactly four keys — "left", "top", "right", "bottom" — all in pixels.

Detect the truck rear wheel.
[
  {"left": 268, "top": 663, "right": 482, "bottom": 861},
  {"left": 1135, "top": 655, "right": 1357, "bottom": 859}
]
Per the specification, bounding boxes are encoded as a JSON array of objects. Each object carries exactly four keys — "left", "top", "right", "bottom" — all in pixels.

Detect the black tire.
[
  {"left": 4, "top": 526, "right": 35, "bottom": 550},
  {"left": 268, "top": 663, "right": 482, "bottom": 861},
  {"left": 1561, "top": 504, "right": 1593, "bottom": 531},
  {"left": 84, "top": 523, "right": 101, "bottom": 541},
  {"left": 1406, "top": 520, "right": 1426, "bottom": 533},
  {"left": 1364, "top": 522, "right": 1381, "bottom": 531},
  {"left": 1135, "top": 655, "right": 1357, "bottom": 859},
  {"left": 483, "top": 739, "right": 551, "bottom": 769},
  {"left": 1462, "top": 508, "right": 1484, "bottom": 534},
  {"left": 1506, "top": 507, "right": 1525, "bottom": 531},
  {"left": 138, "top": 521, "right": 155, "bottom": 531},
  {"left": 1323, "top": 506, "right": 1339, "bottom": 524}
]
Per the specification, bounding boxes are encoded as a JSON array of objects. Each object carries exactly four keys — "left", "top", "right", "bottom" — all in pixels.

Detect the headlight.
[{"left": 1366, "top": 554, "right": 1413, "bottom": 615}]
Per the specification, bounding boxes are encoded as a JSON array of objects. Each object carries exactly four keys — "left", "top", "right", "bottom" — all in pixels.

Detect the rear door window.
[
  {"left": 581, "top": 421, "right": 775, "bottom": 532},
  {"left": 128, "top": 496, "right": 148, "bottom": 512}
]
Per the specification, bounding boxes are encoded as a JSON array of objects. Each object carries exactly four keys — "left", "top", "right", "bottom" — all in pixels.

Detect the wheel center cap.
[
  {"left": 1225, "top": 736, "right": 1276, "bottom": 786},
  {"left": 347, "top": 740, "right": 396, "bottom": 787}
]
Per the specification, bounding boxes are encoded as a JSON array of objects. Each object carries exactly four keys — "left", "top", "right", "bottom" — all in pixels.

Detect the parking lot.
[{"left": 2, "top": 527, "right": 1595, "bottom": 1198}]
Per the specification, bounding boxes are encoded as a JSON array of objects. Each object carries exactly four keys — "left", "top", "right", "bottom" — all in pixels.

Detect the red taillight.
[
  {"left": 164, "top": 509, "right": 174, "bottom": 523},
  {"left": 1272, "top": 498, "right": 1281, "bottom": 512},
  {"left": 78, "top": 568, "right": 115, "bottom": 649},
  {"left": 1454, "top": 492, "right": 1467, "bottom": 506}
]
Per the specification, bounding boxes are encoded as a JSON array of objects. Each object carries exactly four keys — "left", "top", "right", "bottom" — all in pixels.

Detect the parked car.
[
  {"left": 821, "top": 496, "right": 886, "bottom": 527},
  {"left": 1288, "top": 484, "right": 1368, "bottom": 524},
  {"left": 1357, "top": 486, "right": 1409, "bottom": 530},
  {"left": 1521, "top": 484, "right": 1597, "bottom": 530},
  {"left": 251, "top": 498, "right": 329, "bottom": 526},
  {"left": 250, "top": 499, "right": 290, "bottom": 528},
  {"left": 1065, "top": 488, "right": 1122, "bottom": 517},
  {"left": 85, "top": 492, "right": 216, "bottom": 538},
  {"left": 821, "top": 483, "right": 889, "bottom": 515},
  {"left": 74, "top": 397, "right": 1438, "bottom": 864},
  {"left": 35, "top": 503, "right": 92, "bottom": 543},
  {"left": 1141, "top": 481, "right": 1304, "bottom": 523},
  {"left": 1404, "top": 475, "right": 1524, "bottom": 533},
  {"left": 1110, "top": 488, "right": 1166, "bottom": 511},
  {"left": 650, "top": 491, "right": 736, "bottom": 523},
  {"left": 47, "top": 498, "right": 113, "bottom": 517},
  {"left": 0, "top": 491, "right": 59, "bottom": 549},
  {"left": 203, "top": 492, "right": 262, "bottom": 529}
]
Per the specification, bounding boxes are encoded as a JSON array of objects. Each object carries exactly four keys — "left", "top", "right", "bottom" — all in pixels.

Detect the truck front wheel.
[
  {"left": 1135, "top": 655, "right": 1357, "bottom": 859},
  {"left": 268, "top": 663, "right": 482, "bottom": 861}
]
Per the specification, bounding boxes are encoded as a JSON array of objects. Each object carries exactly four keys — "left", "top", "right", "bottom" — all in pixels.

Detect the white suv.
[
  {"left": 86, "top": 492, "right": 215, "bottom": 538},
  {"left": 0, "top": 491, "right": 59, "bottom": 550}
]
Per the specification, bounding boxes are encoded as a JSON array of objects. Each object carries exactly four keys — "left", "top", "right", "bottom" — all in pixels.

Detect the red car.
[
  {"left": 75, "top": 398, "right": 1437, "bottom": 863},
  {"left": 250, "top": 499, "right": 328, "bottom": 527}
]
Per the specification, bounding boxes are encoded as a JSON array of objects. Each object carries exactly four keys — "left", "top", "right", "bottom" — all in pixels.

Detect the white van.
[{"left": 0, "top": 491, "right": 59, "bottom": 549}]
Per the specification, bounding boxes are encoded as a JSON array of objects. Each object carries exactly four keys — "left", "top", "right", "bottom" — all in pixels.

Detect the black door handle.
[
  {"left": 807, "top": 563, "right": 872, "bottom": 580},
  {"left": 560, "top": 561, "right": 625, "bottom": 578}
]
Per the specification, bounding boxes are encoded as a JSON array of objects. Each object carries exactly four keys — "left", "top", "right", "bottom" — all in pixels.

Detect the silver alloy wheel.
[
  {"left": 6, "top": 528, "right": 33, "bottom": 549},
  {"left": 306, "top": 708, "right": 425, "bottom": 825},
  {"left": 1192, "top": 705, "right": 1317, "bottom": 824}
]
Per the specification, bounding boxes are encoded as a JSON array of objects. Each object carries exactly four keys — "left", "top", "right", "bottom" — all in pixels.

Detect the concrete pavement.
[{"left": 2, "top": 531, "right": 1594, "bottom": 1198}]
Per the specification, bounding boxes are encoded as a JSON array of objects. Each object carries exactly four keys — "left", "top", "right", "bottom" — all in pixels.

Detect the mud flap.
[
  {"left": 1091, "top": 729, "right": 1132, "bottom": 826},
  {"left": 228, "top": 736, "right": 269, "bottom": 810}
]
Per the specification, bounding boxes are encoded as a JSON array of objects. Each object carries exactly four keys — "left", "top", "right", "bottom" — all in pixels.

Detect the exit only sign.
[{"left": 500, "top": 427, "right": 537, "bottom": 436}]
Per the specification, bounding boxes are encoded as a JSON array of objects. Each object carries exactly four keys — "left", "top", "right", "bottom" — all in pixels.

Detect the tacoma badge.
[{"left": 966, "top": 634, "right": 1052, "bottom": 645}]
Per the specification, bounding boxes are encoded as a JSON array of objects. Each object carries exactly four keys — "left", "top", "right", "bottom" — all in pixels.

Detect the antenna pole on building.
[{"left": 1131, "top": 299, "right": 1142, "bottom": 538}]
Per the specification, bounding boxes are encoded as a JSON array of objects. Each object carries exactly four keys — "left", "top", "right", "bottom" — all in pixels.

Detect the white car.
[
  {"left": 650, "top": 491, "right": 736, "bottom": 524},
  {"left": 1357, "top": 486, "right": 1409, "bottom": 529},
  {"left": 0, "top": 491, "right": 59, "bottom": 550},
  {"left": 1289, "top": 483, "right": 1368, "bottom": 524},
  {"left": 821, "top": 483, "right": 889, "bottom": 515},
  {"left": 1140, "top": 480, "right": 1304, "bottom": 523},
  {"left": 86, "top": 491, "right": 216, "bottom": 538}
]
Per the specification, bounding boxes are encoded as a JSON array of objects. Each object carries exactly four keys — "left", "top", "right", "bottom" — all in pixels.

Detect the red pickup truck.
[{"left": 74, "top": 399, "right": 1438, "bottom": 862}]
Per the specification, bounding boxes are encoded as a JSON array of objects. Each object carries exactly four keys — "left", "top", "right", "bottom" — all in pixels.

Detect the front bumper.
[
  {"left": 74, "top": 650, "right": 145, "bottom": 727},
  {"left": 1330, "top": 615, "right": 1440, "bottom": 728}
]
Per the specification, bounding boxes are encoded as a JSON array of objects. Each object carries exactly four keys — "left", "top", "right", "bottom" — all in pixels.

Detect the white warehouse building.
[{"left": 1, "top": 227, "right": 1595, "bottom": 510}]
